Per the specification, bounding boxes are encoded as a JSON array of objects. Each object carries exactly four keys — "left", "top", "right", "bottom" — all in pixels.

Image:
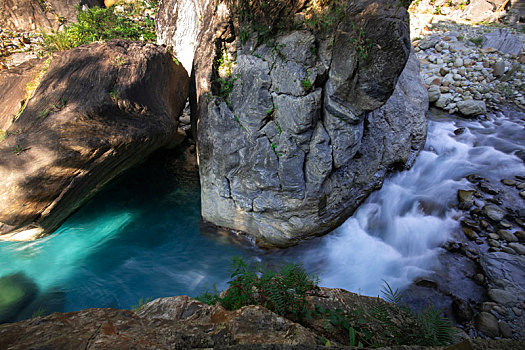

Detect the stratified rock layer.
[
  {"left": 181, "top": 0, "right": 427, "bottom": 246},
  {"left": 0, "top": 39, "right": 189, "bottom": 240}
]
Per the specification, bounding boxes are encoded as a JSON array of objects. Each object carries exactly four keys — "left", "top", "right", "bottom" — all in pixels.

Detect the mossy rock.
[{"left": 0, "top": 273, "right": 38, "bottom": 323}]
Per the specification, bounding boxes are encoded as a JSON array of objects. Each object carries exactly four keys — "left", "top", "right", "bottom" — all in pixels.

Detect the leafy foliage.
[
  {"left": 43, "top": 4, "right": 156, "bottom": 53},
  {"left": 197, "top": 257, "right": 318, "bottom": 320},
  {"left": 379, "top": 282, "right": 457, "bottom": 346}
]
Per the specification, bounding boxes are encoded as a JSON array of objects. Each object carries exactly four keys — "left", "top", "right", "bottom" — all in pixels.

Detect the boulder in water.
[
  {"left": 0, "top": 272, "right": 38, "bottom": 323},
  {"left": 0, "top": 39, "right": 189, "bottom": 240},
  {"left": 163, "top": 0, "right": 427, "bottom": 246}
]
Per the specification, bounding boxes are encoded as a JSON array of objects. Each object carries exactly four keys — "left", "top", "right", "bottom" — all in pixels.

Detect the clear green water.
[
  {"left": 0, "top": 150, "right": 255, "bottom": 320},
  {"left": 2, "top": 110, "right": 523, "bottom": 322}
]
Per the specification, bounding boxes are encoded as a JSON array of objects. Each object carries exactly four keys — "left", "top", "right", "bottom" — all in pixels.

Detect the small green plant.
[
  {"left": 380, "top": 282, "right": 457, "bottom": 346},
  {"left": 172, "top": 56, "right": 180, "bottom": 65},
  {"left": 239, "top": 28, "right": 251, "bottom": 45},
  {"left": 217, "top": 75, "right": 239, "bottom": 105},
  {"left": 12, "top": 145, "right": 24, "bottom": 155},
  {"left": 31, "top": 306, "right": 46, "bottom": 318},
  {"left": 131, "top": 297, "right": 152, "bottom": 311},
  {"left": 469, "top": 36, "right": 483, "bottom": 47},
  {"left": 351, "top": 27, "right": 374, "bottom": 60},
  {"left": 109, "top": 88, "right": 119, "bottom": 102},
  {"left": 301, "top": 78, "right": 312, "bottom": 91},
  {"left": 38, "top": 98, "right": 67, "bottom": 119},
  {"left": 113, "top": 55, "right": 128, "bottom": 67}
]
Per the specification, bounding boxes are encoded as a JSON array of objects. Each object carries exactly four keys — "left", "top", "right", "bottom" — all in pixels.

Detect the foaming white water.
[{"left": 306, "top": 113, "right": 525, "bottom": 296}]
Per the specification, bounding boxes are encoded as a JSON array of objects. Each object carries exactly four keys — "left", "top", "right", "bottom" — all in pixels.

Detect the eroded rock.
[
  {"left": 0, "top": 39, "right": 188, "bottom": 240},
  {"left": 178, "top": 0, "right": 426, "bottom": 246}
]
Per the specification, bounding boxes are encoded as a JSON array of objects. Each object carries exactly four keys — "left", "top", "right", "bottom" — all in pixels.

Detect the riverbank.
[{"left": 402, "top": 5, "right": 525, "bottom": 341}]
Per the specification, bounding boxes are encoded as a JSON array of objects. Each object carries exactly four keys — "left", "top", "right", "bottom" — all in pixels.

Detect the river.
[{"left": 1, "top": 107, "right": 524, "bottom": 322}]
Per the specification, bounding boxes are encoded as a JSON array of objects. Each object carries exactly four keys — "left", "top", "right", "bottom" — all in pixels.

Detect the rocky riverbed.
[
  {"left": 410, "top": 6, "right": 525, "bottom": 115},
  {"left": 402, "top": 5, "right": 525, "bottom": 341}
]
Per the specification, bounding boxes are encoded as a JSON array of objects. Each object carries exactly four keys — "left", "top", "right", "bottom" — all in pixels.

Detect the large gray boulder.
[
  {"left": 0, "top": 39, "right": 188, "bottom": 240},
  {"left": 160, "top": 0, "right": 427, "bottom": 246}
]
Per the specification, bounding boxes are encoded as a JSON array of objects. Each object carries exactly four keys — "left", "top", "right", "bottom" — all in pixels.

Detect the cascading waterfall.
[{"left": 0, "top": 108, "right": 523, "bottom": 320}]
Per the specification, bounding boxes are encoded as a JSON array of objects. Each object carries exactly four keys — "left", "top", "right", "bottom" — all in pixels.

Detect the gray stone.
[
  {"left": 488, "top": 289, "right": 516, "bottom": 305},
  {"left": 492, "top": 60, "right": 506, "bottom": 77},
  {"left": 483, "top": 29, "right": 523, "bottom": 55},
  {"left": 475, "top": 312, "right": 500, "bottom": 337},
  {"left": 464, "top": 0, "right": 497, "bottom": 22},
  {"left": 419, "top": 35, "right": 441, "bottom": 50},
  {"left": 481, "top": 252, "right": 525, "bottom": 304},
  {"left": 435, "top": 93, "right": 453, "bottom": 108},
  {"left": 428, "top": 85, "right": 441, "bottom": 103},
  {"left": 457, "top": 100, "right": 487, "bottom": 116},
  {"left": 483, "top": 205, "right": 506, "bottom": 222}
]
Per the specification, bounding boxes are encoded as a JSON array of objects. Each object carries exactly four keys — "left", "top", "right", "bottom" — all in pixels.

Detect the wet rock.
[
  {"left": 479, "top": 182, "right": 499, "bottom": 195},
  {"left": 0, "top": 273, "right": 38, "bottom": 323},
  {"left": 488, "top": 289, "right": 515, "bottom": 305},
  {"left": 515, "top": 231, "right": 525, "bottom": 242},
  {"left": 476, "top": 311, "right": 500, "bottom": 337},
  {"left": 498, "top": 230, "right": 518, "bottom": 242},
  {"left": 481, "top": 252, "right": 525, "bottom": 304},
  {"left": 483, "top": 205, "right": 506, "bottom": 222},
  {"left": 499, "top": 321, "right": 513, "bottom": 338},
  {"left": 508, "top": 242, "right": 525, "bottom": 255},
  {"left": 0, "top": 40, "right": 189, "bottom": 240},
  {"left": 463, "top": 227, "right": 478, "bottom": 240},
  {"left": 454, "top": 127, "right": 466, "bottom": 135},
  {"left": 452, "top": 297, "right": 474, "bottom": 322},
  {"left": 458, "top": 189, "right": 475, "bottom": 209},
  {"left": 474, "top": 273, "right": 485, "bottom": 285},
  {"left": 457, "top": 100, "right": 486, "bottom": 116},
  {"left": 512, "top": 307, "right": 522, "bottom": 316}
]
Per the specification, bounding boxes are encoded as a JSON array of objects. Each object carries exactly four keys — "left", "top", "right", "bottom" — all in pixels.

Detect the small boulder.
[
  {"left": 0, "top": 273, "right": 38, "bottom": 323},
  {"left": 475, "top": 311, "right": 500, "bottom": 337},
  {"left": 492, "top": 60, "right": 506, "bottom": 77},
  {"left": 457, "top": 100, "right": 487, "bottom": 116},
  {"left": 482, "top": 205, "right": 506, "bottom": 222}
]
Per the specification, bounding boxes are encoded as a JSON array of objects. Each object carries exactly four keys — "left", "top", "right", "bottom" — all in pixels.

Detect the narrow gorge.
[{"left": 0, "top": 0, "right": 524, "bottom": 348}]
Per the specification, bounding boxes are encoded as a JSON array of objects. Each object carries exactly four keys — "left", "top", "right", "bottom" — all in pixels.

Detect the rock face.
[
  {"left": 156, "top": 0, "right": 211, "bottom": 73},
  {"left": 175, "top": 0, "right": 426, "bottom": 246},
  {"left": 0, "top": 39, "right": 188, "bottom": 240},
  {"left": 0, "top": 0, "right": 104, "bottom": 32},
  {"left": 482, "top": 29, "right": 523, "bottom": 56},
  {"left": 0, "top": 59, "right": 46, "bottom": 131},
  {"left": 0, "top": 295, "right": 319, "bottom": 349}
]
